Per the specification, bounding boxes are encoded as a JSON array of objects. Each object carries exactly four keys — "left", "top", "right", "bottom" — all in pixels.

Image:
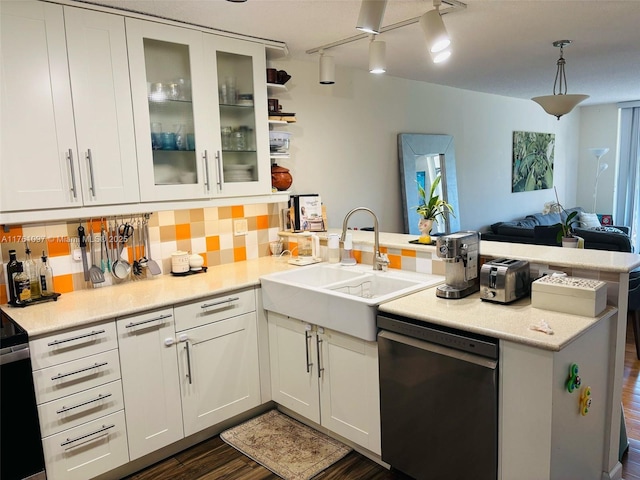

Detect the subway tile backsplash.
[{"left": 1, "top": 202, "right": 286, "bottom": 303}]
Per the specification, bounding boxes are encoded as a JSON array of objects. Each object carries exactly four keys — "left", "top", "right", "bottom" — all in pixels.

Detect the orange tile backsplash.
[{"left": 1, "top": 202, "right": 285, "bottom": 297}]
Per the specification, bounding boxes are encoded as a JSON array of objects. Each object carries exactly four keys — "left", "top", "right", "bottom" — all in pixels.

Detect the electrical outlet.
[{"left": 234, "top": 219, "right": 248, "bottom": 236}]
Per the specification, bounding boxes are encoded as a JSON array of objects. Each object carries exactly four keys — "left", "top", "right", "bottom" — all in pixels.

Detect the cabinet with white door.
[
  {"left": 126, "top": 18, "right": 270, "bottom": 202},
  {"left": 0, "top": 1, "right": 139, "bottom": 213},
  {"left": 174, "top": 288, "right": 261, "bottom": 436},
  {"left": 30, "top": 321, "right": 129, "bottom": 480},
  {"left": 267, "top": 312, "right": 381, "bottom": 454},
  {"left": 116, "top": 307, "right": 184, "bottom": 461}
]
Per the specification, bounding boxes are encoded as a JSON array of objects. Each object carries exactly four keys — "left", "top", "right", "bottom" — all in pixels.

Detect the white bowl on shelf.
[{"left": 269, "top": 131, "right": 291, "bottom": 151}]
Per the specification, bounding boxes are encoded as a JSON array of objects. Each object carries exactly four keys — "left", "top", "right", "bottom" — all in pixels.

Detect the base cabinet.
[
  {"left": 267, "top": 312, "right": 381, "bottom": 454},
  {"left": 116, "top": 308, "right": 184, "bottom": 460}
]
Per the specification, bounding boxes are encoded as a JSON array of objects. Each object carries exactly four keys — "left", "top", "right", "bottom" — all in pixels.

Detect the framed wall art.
[{"left": 512, "top": 131, "right": 555, "bottom": 192}]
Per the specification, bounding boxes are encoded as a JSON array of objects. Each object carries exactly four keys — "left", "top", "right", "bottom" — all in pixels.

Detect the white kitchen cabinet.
[
  {"left": 267, "top": 312, "right": 381, "bottom": 454},
  {"left": 116, "top": 308, "right": 184, "bottom": 461},
  {"left": 127, "top": 18, "right": 270, "bottom": 203},
  {"left": 0, "top": 1, "right": 138, "bottom": 213},
  {"left": 174, "top": 290, "right": 261, "bottom": 436},
  {"left": 30, "top": 320, "right": 129, "bottom": 480}
]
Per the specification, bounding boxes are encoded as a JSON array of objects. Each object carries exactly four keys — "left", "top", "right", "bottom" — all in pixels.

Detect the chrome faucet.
[{"left": 340, "top": 207, "right": 390, "bottom": 271}]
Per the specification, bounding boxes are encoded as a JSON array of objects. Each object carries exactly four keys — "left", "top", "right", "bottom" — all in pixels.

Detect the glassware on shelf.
[
  {"left": 232, "top": 129, "right": 246, "bottom": 151},
  {"left": 174, "top": 124, "right": 187, "bottom": 151},
  {"left": 219, "top": 76, "right": 237, "bottom": 105},
  {"left": 151, "top": 122, "right": 163, "bottom": 150},
  {"left": 175, "top": 78, "right": 191, "bottom": 101},
  {"left": 221, "top": 127, "right": 232, "bottom": 150},
  {"left": 161, "top": 132, "right": 176, "bottom": 150}
]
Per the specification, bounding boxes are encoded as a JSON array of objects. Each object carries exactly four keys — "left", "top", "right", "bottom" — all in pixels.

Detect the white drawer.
[
  {"left": 33, "top": 349, "right": 121, "bottom": 405},
  {"left": 38, "top": 380, "right": 125, "bottom": 437},
  {"left": 42, "top": 410, "right": 129, "bottom": 480},
  {"left": 31, "top": 322, "right": 117, "bottom": 370},
  {"left": 174, "top": 288, "right": 256, "bottom": 332}
]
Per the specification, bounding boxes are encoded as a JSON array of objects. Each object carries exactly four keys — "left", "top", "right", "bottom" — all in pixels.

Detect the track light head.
[
  {"left": 420, "top": 7, "right": 451, "bottom": 54},
  {"left": 356, "top": 0, "right": 388, "bottom": 34},
  {"left": 319, "top": 51, "right": 335, "bottom": 85},
  {"left": 369, "top": 37, "right": 386, "bottom": 74}
]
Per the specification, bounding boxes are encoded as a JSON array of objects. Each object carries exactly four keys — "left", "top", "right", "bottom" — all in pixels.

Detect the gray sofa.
[{"left": 481, "top": 207, "right": 632, "bottom": 252}]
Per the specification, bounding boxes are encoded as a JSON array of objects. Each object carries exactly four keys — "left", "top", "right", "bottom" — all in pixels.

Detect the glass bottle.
[
  {"left": 13, "top": 264, "right": 31, "bottom": 303},
  {"left": 23, "top": 243, "right": 40, "bottom": 299},
  {"left": 40, "top": 251, "right": 54, "bottom": 296},
  {"left": 6, "top": 249, "right": 20, "bottom": 304}
]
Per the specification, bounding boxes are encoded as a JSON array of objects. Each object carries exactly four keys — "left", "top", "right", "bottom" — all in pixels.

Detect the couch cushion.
[
  {"left": 589, "top": 226, "right": 627, "bottom": 235},
  {"left": 579, "top": 212, "right": 602, "bottom": 228},
  {"left": 534, "top": 225, "right": 562, "bottom": 245},
  {"left": 527, "top": 212, "right": 562, "bottom": 226},
  {"left": 496, "top": 223, "right": 535, "bottom": 238}
]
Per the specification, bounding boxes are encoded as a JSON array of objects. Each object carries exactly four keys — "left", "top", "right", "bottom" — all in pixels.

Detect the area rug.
[{"left": 220, "top": 409, "right": 352, "bottom": 480}]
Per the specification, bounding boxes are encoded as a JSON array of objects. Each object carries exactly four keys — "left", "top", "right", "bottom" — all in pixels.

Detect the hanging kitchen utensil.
[
  {"left": 143, "top": 217, "right": 162, "bottom": 275},
  {"left": 88, "top": 222, "right": 105, "bottom": 285},
  {"left": 101, "top": 221, "right": 110, "bottom": 273},
  {"left": 138, "top": 219, "right": 148, "bottom": 269},
  {"left": 78, "top": 224, "right": 90, "bottom": 282},
  {"left": 112, "top": 222, "right": 131, "bottom": 280},
  {"left": 132, "top": 224, "right": 142, "bottom": 277}
]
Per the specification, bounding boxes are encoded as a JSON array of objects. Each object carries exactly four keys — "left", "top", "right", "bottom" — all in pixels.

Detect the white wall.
[
  {"left": 577, "top": 104, "right": 619, "bottom": 216},
  {"left": 270, "top": 58, "right": 582, "bottom": 233}
]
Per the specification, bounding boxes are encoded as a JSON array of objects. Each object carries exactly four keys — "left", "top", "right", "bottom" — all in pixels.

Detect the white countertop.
[{"left": 378, "top": 290, "right": 617, "bottom": 351}]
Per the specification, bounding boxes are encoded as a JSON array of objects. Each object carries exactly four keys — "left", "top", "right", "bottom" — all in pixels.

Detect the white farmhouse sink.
[{"left": 260, "top": 263, "right": 443, "bottom": 341}]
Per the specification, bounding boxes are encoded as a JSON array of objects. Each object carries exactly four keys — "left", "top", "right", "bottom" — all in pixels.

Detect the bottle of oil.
[
  {"left": 40, "top": 251, "right": 54, "bottom": 296},
  {"left": 6, "top": 249, "right": 20, "bottom": 304},
  {"left": 24, "top": 243, "right": 41, "bottom": 299},
  {"left": 13, "top": 263, "right": 31, "bottom": 303}
]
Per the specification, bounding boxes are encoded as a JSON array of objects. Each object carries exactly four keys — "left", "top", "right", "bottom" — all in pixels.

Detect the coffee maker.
[{"left": 435, "top": 231, "right": 480, "bottom": 299}]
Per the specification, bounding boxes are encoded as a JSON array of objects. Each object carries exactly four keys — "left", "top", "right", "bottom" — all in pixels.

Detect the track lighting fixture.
[
  {"left": 420, "top": 0, "right": 451, "bottom": 56},
  {"left": 531, "top": 40, "right": 589, "bottom": 120},
  {"left": 319, "top": 50, "right": 335, "bottom": 85},
  {"left": 356, "top": 0, "right": 388, "bottom": 35},
  {"left": 431, "top": 49, "right": 451, "bottom": 64},
  {"left": 369, "top": 36, "right": 386, "bottom": 74}
]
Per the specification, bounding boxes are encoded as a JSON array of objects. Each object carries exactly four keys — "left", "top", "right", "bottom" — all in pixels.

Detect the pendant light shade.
[
  {"left": 369, "top": 38, "right": 386, "bottom": 74},
  {"left": 531, "top": 40, "right": 589, "bottom": 120},
  {"left": 420, "top": 6, "right": 450, "bottom": 54},
  {"left": 319, "top": 51, "right": 335, "bottom": 85},
  {"left": 356, "top": 0, "right": 387, "bottom": 34}
]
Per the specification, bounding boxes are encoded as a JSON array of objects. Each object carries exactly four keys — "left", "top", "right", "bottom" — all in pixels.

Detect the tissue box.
[{"left": 531, "top": 276, "right": 607, "bottom": 317}]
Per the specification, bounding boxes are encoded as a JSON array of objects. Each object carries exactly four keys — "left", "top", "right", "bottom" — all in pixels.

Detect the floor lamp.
[{"left": 590, "top": 147, "right": 610, "bottom": 213}]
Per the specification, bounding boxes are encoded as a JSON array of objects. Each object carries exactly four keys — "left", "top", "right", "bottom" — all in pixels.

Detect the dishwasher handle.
[{"left": 378, "top": 330, "right": 497, "bottom": 370}]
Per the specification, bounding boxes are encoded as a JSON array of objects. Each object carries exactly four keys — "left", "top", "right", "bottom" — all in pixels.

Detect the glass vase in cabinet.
[
  {"left": 205, "top": 36, "right": 270, "bottom": 197},
  {"left": 127, "top": 18, "right": 217, "bottom": 202}
]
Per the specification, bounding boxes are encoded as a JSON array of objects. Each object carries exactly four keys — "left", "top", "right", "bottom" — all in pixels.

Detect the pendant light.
[
  {"left": 420, "top": 0, "right": 451, "bottom": 56},
  {"left": 356, "top": 0, "right": 387, "bottom": 35},
  {"left": 319, "top": 50, "right": 335, "bottom": 85},
  {"left": 369, "top": 35, "right": 386, "bottom": 74},
  {"left": 531, "top": 40, "right": 589, "bottom": 120}
]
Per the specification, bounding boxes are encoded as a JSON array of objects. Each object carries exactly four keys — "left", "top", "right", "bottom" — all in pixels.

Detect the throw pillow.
[
  {"left": 589, "top": 226, "right": 627, "bottom": 235},
  {"left": 579, "top": 212, "right": 602, "bottom": 229}
]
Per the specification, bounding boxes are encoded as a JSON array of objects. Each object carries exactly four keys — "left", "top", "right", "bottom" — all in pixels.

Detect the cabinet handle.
[
  {"left": 316, "top": 334, "right": 324, "bottom": 378},
  {"left": 56, "top": 393, "right": 112, "bottom": 414},
  {"left": 203, "top": 150, "right": 210, "bottom": 192},
  {"left": 60, "top": 424, "right": 115, "bottom": 447},
  {"left": 125, "top": 313, "right": 172, "bottom": 329},
  {"left": 51, "top": 361, "right": 108, "bottom": 381},
  {"left": 48, "top": 329, "right": 106, "bottom": 347},
  {"left": 200, "top": 297, "right": 240, "bottom": 309},
  {"left": 67, "top": 148, "right": 78, "bottom": 199},
  {"left": 185, "top": 342, "right": 192, "bottom": 385},
  {"left": 86, "top": 149, "right": 96, "bottom": 197},
  {"left": 305, "top": 329, "right": 313, "bottom": 374},
  {"left": 215, "top": 150, "right": 223, "bottom": 190}
]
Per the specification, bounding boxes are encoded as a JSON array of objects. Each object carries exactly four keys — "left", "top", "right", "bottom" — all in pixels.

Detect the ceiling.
[{"left": 79, "top": 0, "right": 640, "bottom": 106}]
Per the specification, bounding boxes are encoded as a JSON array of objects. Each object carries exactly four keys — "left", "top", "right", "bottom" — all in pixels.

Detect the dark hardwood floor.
[{"left": 126, "top": 317, "right": 640, "bottom": 480}]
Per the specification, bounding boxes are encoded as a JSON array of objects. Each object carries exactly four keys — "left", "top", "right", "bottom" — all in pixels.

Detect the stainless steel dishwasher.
[{"left": 377, "top": 312, "right": 499, "bottom": 480}]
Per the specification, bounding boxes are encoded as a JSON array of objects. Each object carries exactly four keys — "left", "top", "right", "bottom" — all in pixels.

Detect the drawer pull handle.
[
  {"left": 57, "top": 393, "right": 112, "bottom": 414},
  {"left": 185, "top": 342, "right": 193, "bottom": 385},
  {"left": 316, "top": 335, "right": 324, "bottom": 379},
  {"left": 51, "top": 361, "right": 108, "bottom": 381},
  {"left": 48, "top": 329, "right": 106, "bottom": 346},
  {"left": 305, "top": 329, "right": 313, "bottom": 373},
  {"left": 67, "top": 148, "right": 78, "bottom": 199},
  {"left": 60, "top": 423, "right": 115, "bottom": 447},
  {"left": 86, "top": 148, "right": 96, "bottom": 197},
  {"left": 125, "top": 313, "right": 172, "bottom": 328},
  {"left": 200, "top": 297, "right": 240, "bottom": 309}
]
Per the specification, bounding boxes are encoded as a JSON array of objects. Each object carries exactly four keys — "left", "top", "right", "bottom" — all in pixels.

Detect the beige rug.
[{"left": 220, "top": 410, "right": 352, "bottom": 480}]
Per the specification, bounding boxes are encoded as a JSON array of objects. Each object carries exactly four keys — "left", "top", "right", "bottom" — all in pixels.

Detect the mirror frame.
[{"left": 398, "top": 133, "right": 460, "bottom": 235}]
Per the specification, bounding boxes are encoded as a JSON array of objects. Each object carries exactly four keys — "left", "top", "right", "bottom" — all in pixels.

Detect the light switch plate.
[{"left": 234, "top": 219, "right": 248, "bottom": 236}]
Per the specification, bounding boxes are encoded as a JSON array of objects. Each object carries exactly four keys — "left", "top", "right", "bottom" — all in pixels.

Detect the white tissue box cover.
[{"left": 531, "top": 276, "right": 607, "bottom": 317}]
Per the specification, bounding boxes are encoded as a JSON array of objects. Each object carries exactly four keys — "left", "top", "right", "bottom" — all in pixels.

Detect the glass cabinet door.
[
  {"left": 127, "top": 18, "right": 216, "bottom": 202},
  {"left": 205, "top": 36, "right": 270, "bottom": 197}
]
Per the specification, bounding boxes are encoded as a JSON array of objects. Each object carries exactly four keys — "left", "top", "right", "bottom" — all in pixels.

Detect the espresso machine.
[{"left": 435, "top": 231, "right": 480, "bottom": 299}]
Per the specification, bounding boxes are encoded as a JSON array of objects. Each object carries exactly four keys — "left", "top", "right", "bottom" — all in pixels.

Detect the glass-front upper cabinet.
[
  {"left": 127, "top": 18, "right": 216, "bottom": 202},
  {"left": 204, "top": 36, "right": 270, "bottom": 197},
  {"left": 126, "top": 18, "right": 270, "bottom": 202}
]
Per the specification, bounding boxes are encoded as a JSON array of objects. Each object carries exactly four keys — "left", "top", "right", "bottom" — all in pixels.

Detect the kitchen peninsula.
[{"left": 2, "top": 232, "right": 638, "bottom": 480}]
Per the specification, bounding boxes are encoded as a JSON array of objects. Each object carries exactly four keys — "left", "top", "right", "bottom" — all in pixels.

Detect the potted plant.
[
  {"left": 551, "top": 187, "right": 580, "bottom": 247},
  {"left": 415, "top": 175, "right": 455, "bottom": 242}
]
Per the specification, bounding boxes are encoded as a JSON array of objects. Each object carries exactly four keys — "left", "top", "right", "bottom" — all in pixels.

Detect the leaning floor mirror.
[{"left": 398, "top": 133, "right": 460, "bottom": 236}]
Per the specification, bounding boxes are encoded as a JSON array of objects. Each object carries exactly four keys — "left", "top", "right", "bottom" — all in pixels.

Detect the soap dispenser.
[{"left": 341, "top": 233, "right": 357, "bottom": 266}]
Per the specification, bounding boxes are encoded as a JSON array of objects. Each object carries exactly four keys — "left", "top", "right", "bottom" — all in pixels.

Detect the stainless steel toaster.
[{"left": 480, "top": 258, "right": 530, "bottom": 304}]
